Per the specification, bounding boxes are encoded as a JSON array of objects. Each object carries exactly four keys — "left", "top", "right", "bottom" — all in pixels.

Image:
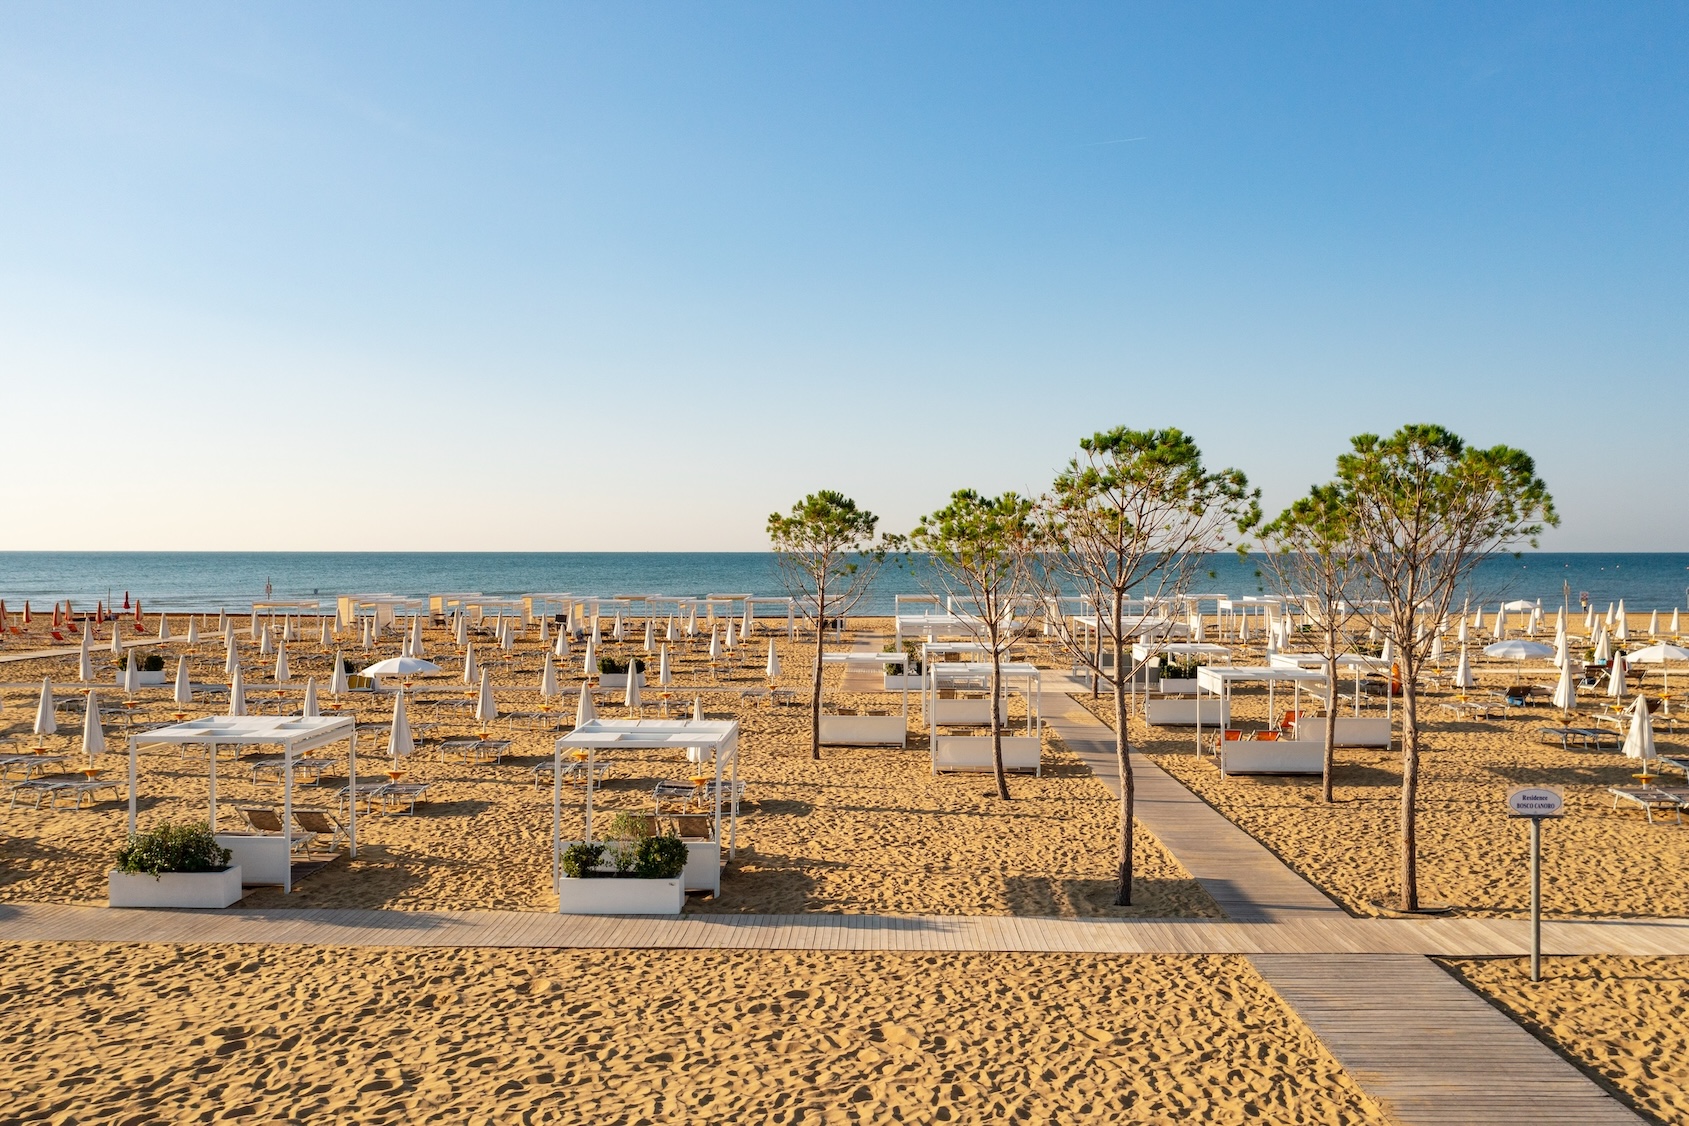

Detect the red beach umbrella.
[
  {"left": 23, "top": 601, "right": 32, "bottom": 626},
  {"left": 123, "top": 592, "right": 130, "bottom": 609}
]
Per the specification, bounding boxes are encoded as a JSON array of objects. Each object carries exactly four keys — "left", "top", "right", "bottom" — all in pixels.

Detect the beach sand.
[
  {"left": 0, "top": 618, "right": 1213, "bottom": 917},
  {"left": 1441, "top": 956, "right": 1689, "bottom": 1126},
  {"left": 0, "top": 941, "right": 1388, "bottom": 1125},
  {"left": 1070, "top": 658, "right": 1689, "bottom": 918}
]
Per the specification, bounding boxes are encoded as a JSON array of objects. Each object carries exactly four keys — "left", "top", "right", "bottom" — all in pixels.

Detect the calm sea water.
[{"left": 2, "top": 552, "right": 1686, "bottom": 615}]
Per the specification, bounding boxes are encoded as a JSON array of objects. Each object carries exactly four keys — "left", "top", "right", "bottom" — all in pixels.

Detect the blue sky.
[{"left": 2, "top": 2, "right": 1684, "bottom": 550}]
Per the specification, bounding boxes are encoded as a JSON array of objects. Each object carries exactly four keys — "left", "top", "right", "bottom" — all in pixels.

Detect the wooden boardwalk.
[
  {"left": 3, "top": 901, "right": 1689, "bottom": 957},
  {"left": 1254, "top": 955, "right": 1645, "bottom": 1124}
]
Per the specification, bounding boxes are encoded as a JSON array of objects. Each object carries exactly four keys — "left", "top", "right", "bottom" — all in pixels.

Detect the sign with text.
[{"left": 1506, "top": 786, "right": 1565, "bottom": 818}]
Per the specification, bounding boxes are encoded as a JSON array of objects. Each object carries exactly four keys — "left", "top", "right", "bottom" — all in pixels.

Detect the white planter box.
[
  {"left": 114, "top": 670, "right": 168, "bottom": 687},
  {"left": 597, "top": 672, "right": 647, "bottom": 690},
  {"left": 931, "top": 734, "right": 1043, "bottom": 775},
  {"left": 682, "top": 838, "right": 721, "bottom": 895},
  {"left": 883, "top": 673, "right": 921, "bottom": 691},
  {"left": 1157, "top": 677, "right": 1199, "bottom": 696},
  {"left": 1221, "top": 740, "right": 1324, "bottom": 777},
  {"left": 557, "top": 875, "right": 685, "bottom": 915},
  {"left": 1144, "top": 697, "right": 1230, "bottom": 727},
  {"left": 820, "top": 713, "right": 907, "bottom": 747},
  {"left": 1329, "top": 716, "right": 1392, "bottom": 748},
  {"left": 216, "top": 833, "right": 299, "bottom": 886},
  {"left": 109, "top": 866, "right": 243, "bottom": 909}
]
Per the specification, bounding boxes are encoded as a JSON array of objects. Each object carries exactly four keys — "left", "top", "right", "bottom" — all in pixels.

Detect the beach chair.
[
  {"left": 291, "top": 808, "right": 349, "bottom": 852},
  {"left": 1608, "top": 786, "right": 1689, "bottom": 825},
  {"left": 652, "top": 780, "right": 699, "bottom": 812},
  {"left": 232, "top": 805, "right": 319, "bottom": 854},
  {"left": 247, "top": 756, "right": 332, "bottom": 785},
  {"left": 380, "top": 783, "right": 429, "bottom": 814}
]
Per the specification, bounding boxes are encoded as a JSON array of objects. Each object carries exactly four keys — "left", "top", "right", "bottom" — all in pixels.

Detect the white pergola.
[
  {"left": 920, "top": 651, "right": 1043, "bottom": 736},
  {"left": 1129, "top": 641, "right": 1234, "bottom": 710},
  {"left": 124, "top": 714, "right": 358, "bottom": 893},
  {"left": 552, "top": 718, "right": 741, "bottom": 895},
  {"left": 820, "top": 652, "right": 909, "bottom": 747},
  {"left": 1269, "top": 651, "right": 1395, "bottom": 722},
  {"left": 1193, "top": 665, "right": 1328, "bottom": 753}
]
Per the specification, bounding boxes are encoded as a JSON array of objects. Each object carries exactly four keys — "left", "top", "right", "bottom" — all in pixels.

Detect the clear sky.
[{"left": 2, "top": 2, "right": 1685, "bottom": 551}]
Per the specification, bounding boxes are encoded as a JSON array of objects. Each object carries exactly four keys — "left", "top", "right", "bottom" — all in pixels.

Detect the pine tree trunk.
[
  {"left": 1113, "top": 592, "right": 1133, "bottom": 907},
  {"left": 1398, "top": 677, "right": 1420, "bottom": 911},
  {"left": 989, "top": 643, "right": 1009, "bottom": 800},
  {"left": 1323, "top": 649, "right": 1338, "bottom": 803},
  {"left": 810, "top": 579, "right": 825, "bottom": 761}
]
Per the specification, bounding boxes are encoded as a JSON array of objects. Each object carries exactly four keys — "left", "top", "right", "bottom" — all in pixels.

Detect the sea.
[{"left": 1, "top": 552, "right": 1687, "bottom": 616}]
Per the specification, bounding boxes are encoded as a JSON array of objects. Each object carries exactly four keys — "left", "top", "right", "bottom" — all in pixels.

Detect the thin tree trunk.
[
  {"left": 810, "top": 578, "right": 825, "bottom": 761},
  {"left": 989, "top": 640, "right": 1009, "bottom": 800},
  {"left": 1398, "top": 677, "right": 1420, "bottom": 911},
  {"left": 1112, "top": 590, "right": 1133, "bottom": 907},
  {"left": 1323, "top": 648, "right": 1338, "bottom": 803}
]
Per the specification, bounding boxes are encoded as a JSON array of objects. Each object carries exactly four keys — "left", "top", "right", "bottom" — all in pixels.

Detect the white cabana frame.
[
  {"left": 125, "top": 715, "right": 358, "bottom": 894},
  {"left": 820, "top": 652, "right": 909, "bottom": 747},
  {"left": 920, "top": 653, "right": 1042, "bottom": 735},
  {"left": 552, "top": 718, "right": 741, "bottom": 900},
  {"left": 1192, "top": 665, "right": 1329, "bottom": 753}
]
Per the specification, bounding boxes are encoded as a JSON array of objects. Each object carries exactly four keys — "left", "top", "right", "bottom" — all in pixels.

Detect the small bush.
[
  {"left": 603, "top": 811, "right": 655, "bottom": 842},
  {"left": 634, "top": 834, "right": 688, "bottom": 880},
  {"left": 596, "top": 656, "right": 646, "bottom": 675},
  {"left": 607, "top": 841, "right": 638, "bottom": 874},
  {"left": 116, "top": 653, "right": 166, "bottom": 672},
  {"left": 560, "top": 842, "right": 605, "bottom": 879},
  {"left": 115, "top": 823, "right": 231, "bottom": 878}
]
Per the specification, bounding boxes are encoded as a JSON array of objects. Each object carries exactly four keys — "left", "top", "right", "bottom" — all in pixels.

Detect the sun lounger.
[
  {"left": 1536, "top": 726, "right": 1620, "bottom": 751},
  {"left": 291, "top": 808, "right": 349, "bottom": 851},
  {"left": 9, "top": 774, "right": 117, "bottom": 810},
  {"left": 380, "top": 782, "right": 429, "bottom": 814},
  {"left": 247, "top": 756, "right": 333, "bottom": 784},
  {"left": 335, "top": 779, "right": 391, "bottom": 814},
  {"left": 231, "top": 805, "right": 320, "bottom": 854},
  {"left": 1660, "top": 755, "right": 1689, "bottom": 780},
  {"left": 0, "top": 754, "right": 68, "bottom": 781},
  {"left": 532, "top": 760, "right": 613, "bottom": 788},
  {"left": 1608, "top": 786, "right": 1689, "bottom": 825},
  {"left": 438, "top": 737, "right": 510, "bottom": 765}
]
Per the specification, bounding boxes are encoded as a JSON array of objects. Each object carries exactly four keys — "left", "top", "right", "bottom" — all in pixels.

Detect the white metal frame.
[{"left": 819, "top": 652, "right": 910, "bottom": 747}]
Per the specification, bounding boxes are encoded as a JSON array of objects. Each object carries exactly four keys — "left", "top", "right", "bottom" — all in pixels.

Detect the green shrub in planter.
[
  {"left": 116, "top": 653, "right": 166, "bottom": 672},
  {"left": 596, "top": 656, "right": 646, "bottom": 675},
  {"left": 561, "top": 842, "right": 605, "bottom": 879},
  {"left": 116, "top": 823, "right": 231, "bottom": 878},
  {"left": 633, "top": 835, "right": 687, "bottom": 880},
  {"left": 603, "top": 811, "right": 655, "bottom": 842}
]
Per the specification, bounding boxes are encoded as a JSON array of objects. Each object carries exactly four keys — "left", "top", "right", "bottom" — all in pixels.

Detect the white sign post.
[{"left": 1506, "top": 786, "right": 1565, "bottom": 981}]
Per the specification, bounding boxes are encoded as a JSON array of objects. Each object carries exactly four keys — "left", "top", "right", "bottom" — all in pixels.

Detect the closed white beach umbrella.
[
  {"left": 34, "top": 678, "right": 57, "bottom": 738},
  {"left": 539, "top": 652, "right": 559, "bottom": 698},
  {"left": 330, "top": 652, "right": 349, "bottom": 696},
  {"left": 411, "top": 614, "right": 424, "bottom": 658},
  {"left": 1616, "top": 601, "right": 1630, "bottom": 642},
  {"left": 186, "top": 616, "right": 200, "bottom": 645},
  {"left": 274, "top": 644, "right": 291, "bottom": 684},
  {"left": 249, "top": 610, "right": 260, "bottom": 640},
  {"left": 1528, "top": 604, "right": 1542, "bottom": 635},
  {"left": 574, "top": 681, "right": 596, "bottom": 728},
  {"left": 79, "top": 625, "right": 93, "bottom": 682},
  {"left": 659, "top": 644, "right": 672, "bottom": 687},
  {"left": 500, "top": 622, "right": 515, "bottom": 653},
  {"left": 217, "top": 610, "right": 228, "bottom": 634},
  {"left": 228, "top": 666, "right": 247, "bottom": 716},
  {"left": 643, "top": 618, "right": 654, "bottom": 652},
  {"left": 174, "top": 656, "right": 193, "bottom": 705},
  {"left": 687, "top": 604, "right": 698, "bottom": 637},
  {"left": 692, "top": 695, "right": 704, "bottom": 722},
  {"left": 222, "top": 617, "right": 233, "bottom": 645},
  {"left": 361, "top": 618, "right": 373, "bottom": 650},
  {"left": 1380, "top": 637, "right": 1394, "bottom": 665},
  {"left": 555, "top": 629, "right": 571, "bottom": 659},
  {"left": 1491, "top": 607, "right": 1506, "bottom": 641},
  {"left": 1555, "top": 605, "right": 1566, "bottom": 639},
  {"left": 742, "top": 603, "right": 753, "bottom": 638},
  {"left": 765, "top": 639, "right": 781, "bottom": 679},
  {"left": 476, "top": 670, "right": 498, "bottom": 724},
  {"left": 724, "top": 619, "right": 737, "bottom": 651},
  {"left": 1551, "top": 656, "right": 1577, "bottom": 711},
  {"left": 1593, "top": 624, "right": 1612, "bottom": 665},
  {"left": 224, "top": 634, "right": 239, "bottom": 676},
  {"left": 1673, "top": 609, "right": 1682, "bottom": 636},
  {"left": 538, "top": 615, "right": 550, "bottom": 644},
  {"left": 1457, "top": 618, "right": 1469, "bottom": 645},
  {"left": 613, "top": 612, "right": 624, "bottom": 641},
  {"left": 302, "top": 677, "right": 319, "bottom": 717},
  {"left": 1453, "top": 646, "right": 1475, "bottom": 690},
  {"left": 1608, "top": 653, "right": 1628, "bottom": 701},
  {"left": 284, "top": 616, "right": 298, "bottom": 643},
  {"left": 583, "top": 637, "right": 596, "bottom": 677},
  {"left": 1584, "top": 606, "right": 1595, "bottom": 633},
  {"left": 123, "top": 652, "right": 139, "bottom": 696},
  {"left": 389, "top": 689, "right": 414, "bottom": 759},
  {"left": 463, "top": 643, "right": 479, "bottom": 685},
  {"left": 1606, "top": 602, "right": 1616, "bottom": 626},
  {"left": 666, "top": 616, "right": 675, "bottom": 642},
  {"left": 318, "top": 618, "right": 330, "bottom": 648},
  {"left": 1621, "top": 695, "right": 1656, "bottom": 765},
  {"left": 1473, "top": 606, "right": 1485, "bottom": 631},
  {"left": 624, "top": 661, "right": 642, "bottom": 711},
  {"left": 1649, "top": 610, "right": 1660, "bottom": 637},
  {"left": 259, "top": 626, "right": 273, "bottom": 657},
  {"left": 1430, "top": 632, "right": 1444, "bottom": 662},
  {"left": 1189, "top": 611, "right": 1206, "bottom": 643},
  {"left": 708, "top": 627, "right": 721, "bottom": 661},
  {"left": 1552, "top": 630, "right": 1566, "bottom": 669},
  {"left": 81, "top": 690, "right": 106, "bottom": 759},
  {"left": 591, "top": 615, "right": 602, "bottom": 643}
]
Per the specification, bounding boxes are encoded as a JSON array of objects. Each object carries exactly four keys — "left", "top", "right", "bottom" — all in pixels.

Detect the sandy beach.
[
  {"left": 1442, "top": 956, "right": 1689, "bottom": 1125},
  {"left": 1070, "top": 637, "right": 1689, "bottom": 919},
  {"left": 0, "top": 618, "right": 1211, "bottom": 918},
  {"left": 0, "top": 941, "right": 1387, "bottom": 1125}
]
